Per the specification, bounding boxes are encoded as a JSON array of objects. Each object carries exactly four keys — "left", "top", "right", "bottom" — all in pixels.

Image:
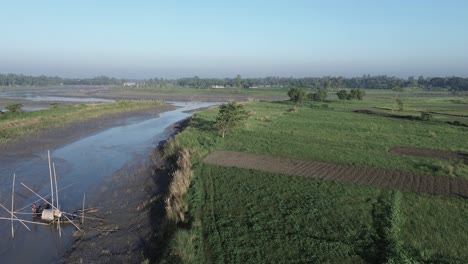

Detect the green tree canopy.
[
  {"left": 215, "top": 102, "right": 249, "bottom": 138},
  {"left": 336, "top": 90, "right": 348, "bottom": 100},
  {"left": 287, "top": 87, "right": 307, "bottom": 104},
  {"left": 308, "top": 88, "right": 328, "bottom": 102}
]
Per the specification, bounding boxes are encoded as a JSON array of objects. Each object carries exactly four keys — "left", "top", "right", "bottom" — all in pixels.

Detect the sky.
[{"left": 1, "top": 0, "right": 467, "bottom": 79}]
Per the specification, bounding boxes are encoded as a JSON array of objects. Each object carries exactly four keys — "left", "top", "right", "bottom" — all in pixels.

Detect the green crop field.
[{"left": 160, "top": 94, "right": 468, "bottom": 263}]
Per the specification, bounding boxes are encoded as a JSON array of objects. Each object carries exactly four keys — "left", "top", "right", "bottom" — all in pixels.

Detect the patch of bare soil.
[
  {"left": 353, "top": 109, "right": 419, "bottom": 120},
  {"left": 203, "top": 151, "right": 468, "bottom": 198},
  {"left": 390, "top": 147, "right": 468, "bottom": 162}
]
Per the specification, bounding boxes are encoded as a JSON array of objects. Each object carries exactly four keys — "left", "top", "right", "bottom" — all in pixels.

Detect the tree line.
[
  {"left": 1, "top": 73, "right": 468, "bottom": 91},
  {"left": 0, "top": 74, "right": 123, "bottom": 86}
]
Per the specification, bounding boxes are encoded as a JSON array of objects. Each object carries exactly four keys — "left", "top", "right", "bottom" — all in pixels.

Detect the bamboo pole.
[
  {"left": 48, "top": 151, "right": 54, "bottom": 214},
  {"left": 20, "top": 182, "right": 82, "bottom": 232},
  {"left": 53, "top": 162, "right": 61, "bottom": 237},
  {"left": 14, "top": 183, "right": 74, "bottom": 213},
  {"left": 53, "top": 163, "right": 59, "bottom": 211},
  {"left": 82, "top": 193, "right": 85, "bottom": 224},
  {"left": 58, "top": 213, "right": 102, "bottom": 221},
  {"left": 0, "top": 202, "right": 31, "bottom": 231},
  {"left": 11, "top": 174, "right": 15, "bottom": 239},
  {"left": 0, "top": 217, "right": 50, "bottom": 226}
]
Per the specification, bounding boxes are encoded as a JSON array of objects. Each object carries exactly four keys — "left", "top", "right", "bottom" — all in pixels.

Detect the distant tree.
[
  {"left": 346, "top": 89, "right": 366, "bottom": 100},
  {"left": 348, "top": 90, "right": 358, "bottom": 100},
  {"left": 408, "top": 76, "right": 417, "bottom": 88},
  {"left": 235, "top": 74, "right": 242, "bottom": 88},
  {"left": 417, "top": 75, "right": 425, "bottom": 86},
  {"left": 429, "top": 77, "right": 446, "bottom": 88},
  {"left": 215, "top": 102, "right": 249, "bottom": 138},
  {"left": 395, "top": 98, "right": 404, "bottom": 111},
  {"left": 6, "top": 103, "right": 23, "bottom": 113},
  {"left": 353, "top": 89, "right": 365, "bottom": 100},
  {"left": 308, "top": 88, "right": 328, "bottom": 102},
  {"left": 287, "top": 87, "right": 307, "bottom": 104},
  {"left": 336, "top": 89, "right": 365, "bottom": 101},
  {"left": 336, "top": 90, "right": 348, "bottom": 100}
]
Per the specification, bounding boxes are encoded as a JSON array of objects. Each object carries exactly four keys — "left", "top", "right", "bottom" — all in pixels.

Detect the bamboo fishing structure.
[
  {"left": 14, "top": 183, "right": 74, "bottom": 213},
  {"left": 48, "top": 150, "right": 54, "bottom": 216},
  {"left": 53, "top": 162, "right": 61, "bottom": 237},
  {"left": 82, "top": 193, "right": 85, "bottom": 224},
  {"left": 11, "top": 174, "right": 15, "bottom": 238},
  {"left": 0, "top": 202, "right": 30, "bottom": 231},
  {"left": 20, "top": 182, "right": 83, "bottom": 232},
  {"left": 0, "top": 150, "right": 98, "bottom": 239}
]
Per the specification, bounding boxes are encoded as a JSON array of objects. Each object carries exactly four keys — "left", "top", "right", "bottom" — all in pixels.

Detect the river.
[{"left": 0, "top": 101, "right": 219, "bottom": 263}]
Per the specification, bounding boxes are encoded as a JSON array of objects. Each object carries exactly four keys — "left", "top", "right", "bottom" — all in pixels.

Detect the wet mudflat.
[{"left": 0, "top": 101, "right": 219, "bottom": 263}]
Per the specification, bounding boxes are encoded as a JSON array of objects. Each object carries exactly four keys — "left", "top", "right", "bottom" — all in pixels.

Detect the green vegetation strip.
[
  {"left": 158, "top": 98, "right": 467, "bottom": 263},
  {"left": 0, "top": 100, "right": 166, "bottom": 144}
]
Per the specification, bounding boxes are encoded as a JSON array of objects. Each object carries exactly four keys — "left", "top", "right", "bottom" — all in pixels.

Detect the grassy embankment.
[
  {"left": 111, "top": 85, "right": 288, "bottom": 97},
  {"left": 0, "top": 100, "right": 166, "bottom": 144},
  {"left": 157, "top": 95, "right": 468, "bottom": 263}
]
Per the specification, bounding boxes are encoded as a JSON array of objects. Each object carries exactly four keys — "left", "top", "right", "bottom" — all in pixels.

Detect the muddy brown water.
[{"left": 0, "top": 102, "right": 219, "bottom": 264}]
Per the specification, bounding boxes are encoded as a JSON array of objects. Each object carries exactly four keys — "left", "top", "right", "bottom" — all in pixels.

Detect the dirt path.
[{"left": 203, "top": 151, "right": 468, "bottom": 198}]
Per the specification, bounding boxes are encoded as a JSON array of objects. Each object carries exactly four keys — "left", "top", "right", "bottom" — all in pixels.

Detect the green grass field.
[
  {"left": 110, "top": 85, "right": 290, "bottom": 98},
  {"left": 160, "top": 94, "right": 468, "bottom": 263}
]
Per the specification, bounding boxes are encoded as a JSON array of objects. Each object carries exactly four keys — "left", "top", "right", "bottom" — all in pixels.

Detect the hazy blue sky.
[{"left": 1, "top": 0, "right": 467, "bottom": 78}]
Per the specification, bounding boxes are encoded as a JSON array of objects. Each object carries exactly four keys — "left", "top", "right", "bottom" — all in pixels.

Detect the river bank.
[
  {"left": 0, "top": 101, "right": 218, "bottom": 263},
  {"left": 59, "top": 120, "right": 186, "bottom": 263},
  {"left": 0, "top": 101, "right": 176, "bottom": 155}
]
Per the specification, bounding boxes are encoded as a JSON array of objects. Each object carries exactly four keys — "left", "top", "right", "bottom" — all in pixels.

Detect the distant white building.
[
  {"left": 123, "top": 82, "right": 137, "bottom": 87},
  {"left": 211, "top": 85, "right": 225, "bottom": 89}
]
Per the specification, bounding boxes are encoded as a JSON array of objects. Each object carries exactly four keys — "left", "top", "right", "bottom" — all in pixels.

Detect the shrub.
[
  {"left": 336, "top": 90, "right": 348, "bottom": 100},
  {"left": 6, "top": 103, "right": 23, "bottom": 113},
  {"left": 420, "top": 112, "right": 433, "bottom": 121},
  {"left": 308, "top": 88, "right": 328, "bottom": 102},
  {"left": 395, "top": 98, "right": 404, "bottom": 111},
  {"left": 337, "top": 89, "right": 365, "bottom": 101},
  {"left": 349, "top": 89, "right": 366, "bottom": 100},
  {"left": 287, "top": 87, "right": 307, "bottom": 104}
]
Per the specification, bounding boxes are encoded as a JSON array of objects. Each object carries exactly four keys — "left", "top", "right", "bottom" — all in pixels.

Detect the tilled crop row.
[{"left": 204, "top": 151, "right": 468, "bottom": 198}]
